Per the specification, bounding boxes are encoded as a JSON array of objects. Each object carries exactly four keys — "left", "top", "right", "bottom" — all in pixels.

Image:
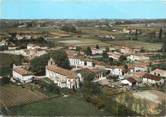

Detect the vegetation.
[
  {"left": 161, "top": 40, "right": 166, "bottom": 52},
  {"left": 61, "top": 25, "right": 77, "bottom": 33},
  {"left": 104, "top": 96, "right": 139, "bottom": 116},
  {"left": 35, "top": 78, "right": 60, "bottom": 96},
  {"left": 150, "top": 53, "right": 166, "bottom": 60},
  {"left": 150, "top": 63, "right": 166, "bottom": 70},
  {"left": 30, "top": 50, "right": 70, "bottom": 75},
  {"left": 0, "top": 53, "right": 23, "bottom": 76},
  {"left": 50, "top": 50, "right": 70, "bottom": 69},
  {"left": 157, "top": 99, "right": 166, "bottom": 116},
  {"left": 30, "top": 54, "right": 50, "bottom": 75},
  {"left": 84, "top": 46, "right": 92, "bottom": 56},
  {"left": 7, "top": 96, "right": 104, "bottom": 116},
  {"left": 0, "top": 77, "right": 10, "bottom": 85},
  {"left": 80, "top": 71, "right": 101, "bottom": 95},
  {"left": 119, "top": 55, "right": 127, "bottom": 63},
  {"left": 0, "top": 53, "right": 23, "bottom": 68},
  {"left": 0, "top": 84, "right": 47, "bottom": 108}
]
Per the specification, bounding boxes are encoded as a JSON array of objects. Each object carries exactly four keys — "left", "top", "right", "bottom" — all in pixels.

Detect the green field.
[{"left": 8, "top": 95, "right": 105, "bottom": 116}]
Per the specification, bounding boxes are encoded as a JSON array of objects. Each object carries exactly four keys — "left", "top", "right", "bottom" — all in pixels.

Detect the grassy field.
[
  {"left": 51, "top": 35, "right": 162, "bottom": 51},
  {"left": 0, "top": 84, "right": 48, "bottom": 108},
  {"left": 105, "top": 40, "right": 162, "bottom": 51},
  {"left": 7, "top": 95, "right": 104, "bottom": 116}
]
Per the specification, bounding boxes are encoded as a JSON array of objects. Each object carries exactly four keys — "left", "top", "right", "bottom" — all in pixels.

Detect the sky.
[{"left": 0, "top": 0, "right": 166, "bottom": 19}]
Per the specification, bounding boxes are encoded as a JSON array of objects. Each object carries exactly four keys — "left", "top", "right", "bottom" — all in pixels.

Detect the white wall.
[{"left": 13, "top": 71, "right": 33, "bottom": 83}]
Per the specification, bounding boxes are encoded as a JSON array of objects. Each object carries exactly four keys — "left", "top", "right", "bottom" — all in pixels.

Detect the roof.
[
  {"left": 129, "top": 63, "right": 149, "bottom": 69},
  {"left": 143, "top": 73, "right": 161, "bottom": 81},
  {"left": 151, "top": 68, "right": 166, "bottom": 75},
  {"left": 13, "top": 67, "right": 32, "bottom": 76},
  {"left": 80, "top": 68, "right": 106, "bottom": 74},
  {"left": 127, "top": 77, "right": 137, "bottom": 83},
  {"left": 131, "top": 72, "right": 146, "bottom": 79},
  {"left": 46, "top": 65, "right": 76, "bottom": 79}
]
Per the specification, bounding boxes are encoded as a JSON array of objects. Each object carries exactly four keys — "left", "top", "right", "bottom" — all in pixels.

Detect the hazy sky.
[{"left": 1, "top": 0, "right": 166, "bottom": 19}]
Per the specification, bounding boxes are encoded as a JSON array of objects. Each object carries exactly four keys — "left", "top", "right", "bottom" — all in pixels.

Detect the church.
[{"left": 45, "top": 58, "right": 79, "bottom": 89}]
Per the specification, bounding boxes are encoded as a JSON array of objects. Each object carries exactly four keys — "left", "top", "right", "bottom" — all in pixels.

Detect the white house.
[
  {"left": 142, "top": 73, "right": 164, "bottom": 85},
  {"left": 46, "top": 58, "right": 79, "bottom": 89},
  {"left": 121, "top": 77, "right": 137, "bottom": 86},
  {"left": 127, "top": 55, "right": 149, "bottom": 61},
  {"left": 107, "top": 52, "right": 121, "bottom": 60},
  {"left": 150, "top": 68, "right": 166, "bottom": 78},
  {"left": 12, "top": 64, "right": 34, "bottom": 83},
  {"left": 129, "top": 63, "right": 148, "bottom": 72},
  {"left": 69, "top": 56, "right": 95, "bottom": 68},
  {"left": 91, "top": 48, "right": 103, "bottom": 55},
  {"left": 108, "top": 67, "right": 123, "bottom": 76},
  {"left": 105, "top": 66, "right": 125, "bottom": 80}
]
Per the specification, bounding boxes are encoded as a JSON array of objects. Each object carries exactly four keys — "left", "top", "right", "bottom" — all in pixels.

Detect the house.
[
  {"left": 130, "top": 72, "right": 146, "bottom": 82},
  {"left": 0, "top": 40, "right": 8, "bottom": 47},
  {"left": 120, "top": 47, "right": 135, "bottom": 55},
  {"left": 68, "top": 46, "right": 77, "bottom": 50},
  {"left": 142, "top": 73, "right": 164, "bottom": 85},
  {"left": 68, "top": 56, "right": 95, "bottom": 68},
  {"left": 46, "top": 58, "right": 79, "bottom": 89},
  {"left": 150, "top": 68, "right": 166, "bottom": 78},
  {"left": 12, "top": 64, "right": 34, "bottom": 83},
  {"left": 127, "top": 55, "right": 149, "bottom": 61},
  {"left": 121, "top": 77, "right": 137, "bottom": 86},
  {"left": 77, "top": 68, "right": 109, "bottom": 82},
  {"left": 129, "top": 63, "right": 148, "bottom": 72},
  {"left": 107, "top": 52, "right": 121, "bottom": 60},
  {"left": 91, "top": 48, "right": 103, "bottom": 55},
  {"left": 105, "top": 66, "right": 124, "bottom": 80}
]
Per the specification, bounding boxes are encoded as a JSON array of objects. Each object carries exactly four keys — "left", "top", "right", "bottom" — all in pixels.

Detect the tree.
[
  {"left": 135, "top": 29, "right": 138, "bottom": 40},
  {"left": 50, "top": 50, "right": 70, "bottom": 69},
  {"left": 102, "top": 51, "right": 109, "bottom": 59},
  {"left": 61, "top": 25, "right": 77, "bottom": 33},
  {"left": 157, "top": 99, "right": 166, "bottom": 116},
  {"left": 105, "top": 47, "right": 109, "bottom": 52},
  {"left": 161, "top": 39, "right": 166, "bottom": 52},
  {"left": 0, "top": 77, "right": 10, "bottom": 85},
  {"left": 80, "top": 71, "right": 101, "bottom": 96},
  {"left": 96, "top": 44, "right": 100, "bottom": 49},
  {"left": 84, "top": 47, "right": 92, "bottom": 56},
  {"left": 30, "top": 54, "right": 50, "bottom": 75},
  {"left": 30, "top": 50, "right": 70, "bottom": 74},
  {"left": 159, "top": 28, "right": 163, "bottom": 40},
  {"left": 76, "top": 46, "right": 81, "bottom": 52},
  {"left": 123, "top": 64, "right": 128, "bottom": 73},
  {"left": 140, "top": 47, "right": 145, "bottom": 53},
  {"left": 119, "top": 55, "right": 127, "bottom": 63}
]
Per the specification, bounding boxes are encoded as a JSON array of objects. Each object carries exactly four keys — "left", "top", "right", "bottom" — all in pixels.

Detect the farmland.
[
  {"left": 0, "top": 84, "right": 48, "bottom": 108},
  {"left": 7, "top": 95, "right": 104, "bottom": 116}
]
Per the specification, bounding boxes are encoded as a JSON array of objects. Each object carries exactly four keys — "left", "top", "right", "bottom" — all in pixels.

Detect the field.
[
  {"left": 51, "top": 35, "right": 162, "bottom": 51},
  {"left": 133, "top": 90, "right": 166, "bottom": 104},
  {"left": 0, "top": 84, "right": 48, "bottom": 108},
  {"left": 105, "top": 40, "right": 162, "bottom": 51},
  {"left": 7, "top": 95, "right": 104, "bottom": 116}
]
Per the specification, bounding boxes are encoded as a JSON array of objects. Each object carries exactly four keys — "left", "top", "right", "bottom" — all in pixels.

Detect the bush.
[{"left": 0, "top": 77, "right": 10, "bottom": 85}]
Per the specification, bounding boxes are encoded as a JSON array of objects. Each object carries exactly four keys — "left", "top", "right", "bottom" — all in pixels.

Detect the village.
[{"left": 0, "top": 20, "right": 166, "bottom": 116}]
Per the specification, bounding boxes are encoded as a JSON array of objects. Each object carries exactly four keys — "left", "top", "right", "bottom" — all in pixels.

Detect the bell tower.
[{"left": 48, "top": 58, "right": 55, "bottom": 66}]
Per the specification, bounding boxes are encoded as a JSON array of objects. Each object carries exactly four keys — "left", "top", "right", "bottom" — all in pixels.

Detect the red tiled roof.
[
  {"left": 46, "top": 65, "right": 76, "bottom": 79},
  {"left": 127, "top": 77, "right": 137, "bottom": 83},
  {"left": 13, "top": 67, "right": 31, "bottom": 76},
  {"left": 143, "top": 73, "right": 161, "bottom": 81}
]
